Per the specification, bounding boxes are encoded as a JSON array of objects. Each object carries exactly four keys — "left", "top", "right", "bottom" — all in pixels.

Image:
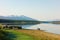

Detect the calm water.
[{"left": 22, "top": 23, "right": 60, "bottom": 34}]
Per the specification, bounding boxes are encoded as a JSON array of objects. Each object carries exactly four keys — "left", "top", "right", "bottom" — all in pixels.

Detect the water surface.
[{"left": 22, "top": 23, "right": 60, "bottom": 34}]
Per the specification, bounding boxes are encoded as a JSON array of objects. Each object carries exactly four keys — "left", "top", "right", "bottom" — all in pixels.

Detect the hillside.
[
  {"left": 0, "top": 15, "right": 40, "bottom": 25},
  {"left": 6, "top": 30, "right": 60, "bottom": 40},
  {"left": 51, "top": 21, "right": 60, "bottom": 24},
  {"left": 0, "top": 15, "right": 37, "bottom": 20}
]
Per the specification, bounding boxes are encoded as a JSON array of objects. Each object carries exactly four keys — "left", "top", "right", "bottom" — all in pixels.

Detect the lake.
[{"left": 22, "top": 23, "right": 60, "bottom": 34}]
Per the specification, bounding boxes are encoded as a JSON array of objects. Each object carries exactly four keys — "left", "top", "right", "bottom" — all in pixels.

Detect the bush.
[
  {"left": 9, "top": 26, "right": 13, "bottom": 29},
  {"left": 37, "top": 28, "right": 40, "bottom": 30},
  {"left": 17, "top": 27, "right": 22, "bottom": 29},
  {"left": 0, "top": 24, "right": 3, "bottom": 29},
  {"left": 0, "top": 30, "right": 10, "bottom": 40}
]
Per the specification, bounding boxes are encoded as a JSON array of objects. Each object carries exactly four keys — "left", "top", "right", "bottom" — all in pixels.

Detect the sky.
[{"left": 0, "top": 0, "right": 60, "bottom": 21}]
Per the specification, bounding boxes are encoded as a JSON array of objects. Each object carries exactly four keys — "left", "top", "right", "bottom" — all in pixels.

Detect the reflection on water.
[{"left": 22, "top": 23, "right": 60, "bottom": 34}]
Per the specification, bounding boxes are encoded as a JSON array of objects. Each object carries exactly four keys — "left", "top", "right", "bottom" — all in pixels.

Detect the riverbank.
[{"left": 6, "top": 29, "right": 60, "bottom": 40}]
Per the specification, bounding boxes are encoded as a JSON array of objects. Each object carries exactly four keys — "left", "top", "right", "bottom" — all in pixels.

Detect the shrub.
[
  {"left": 0, "top": 30, "right": 10, "bottom": 40},
  {"left": 17, "top": 27, "right": 22, "bottom": 29},
  {"left": 37, "top": 28, "right": 40, "bottom": 30},
  {"left": 0, "top": 24, "right": 3, "bottom": 29}
]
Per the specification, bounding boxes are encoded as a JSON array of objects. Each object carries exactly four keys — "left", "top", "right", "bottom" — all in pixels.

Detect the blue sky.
[{"left": 0, "top": 0, "right": 60, "bottom": 21}]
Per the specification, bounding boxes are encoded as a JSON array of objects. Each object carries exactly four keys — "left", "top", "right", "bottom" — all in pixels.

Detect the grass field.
[{"left": 6, "top": 29, "right": 60, "bottom": 40}]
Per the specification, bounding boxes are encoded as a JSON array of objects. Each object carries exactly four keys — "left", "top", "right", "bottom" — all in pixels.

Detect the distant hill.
[
  {"left": 51, "top": 21, "right": 60, "bottom": 24},
  {"left": 0, "top": 15, "right": 40, "bottom": 25},
  {"left": 0, "top": 15, "right": 38, "bottom": 21}
]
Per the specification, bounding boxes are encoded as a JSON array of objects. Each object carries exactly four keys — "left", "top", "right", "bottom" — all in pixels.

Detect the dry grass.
[{"left": 15, "top": 29, "right": 60, "bottom": 40}]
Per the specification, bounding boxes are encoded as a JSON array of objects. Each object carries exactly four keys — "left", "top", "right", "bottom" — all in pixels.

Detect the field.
[{"left": 6, "top": 29, "right": 60, "bottom": 40}]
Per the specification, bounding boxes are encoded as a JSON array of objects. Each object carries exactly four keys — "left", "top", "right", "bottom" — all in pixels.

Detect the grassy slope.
[
  {"left": 7, "top": 30, "right": 35, "bottom": 40},
  {"left": 0, "top": 29, "right": 11, "bottom": 40},
  {"left": 7, "top": 29, "right": 60, "bottom": 40}
]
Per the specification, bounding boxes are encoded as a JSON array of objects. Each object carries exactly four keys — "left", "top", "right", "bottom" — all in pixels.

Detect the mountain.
[{"left": 0, "top": 15, "right": 38, "bottom": 21}]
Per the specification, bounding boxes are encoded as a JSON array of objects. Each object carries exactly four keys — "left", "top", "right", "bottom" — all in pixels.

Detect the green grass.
[
  {"left": 6, "top": 30, "right": 35, "bottom": 40},
  {"left": 5, "top": 29, "right": 60, "bottom": 40}
]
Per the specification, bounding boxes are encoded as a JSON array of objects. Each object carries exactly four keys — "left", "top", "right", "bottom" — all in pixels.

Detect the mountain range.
[{"left": 0, "top": 15, "right": 38, "bottom": 21}]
